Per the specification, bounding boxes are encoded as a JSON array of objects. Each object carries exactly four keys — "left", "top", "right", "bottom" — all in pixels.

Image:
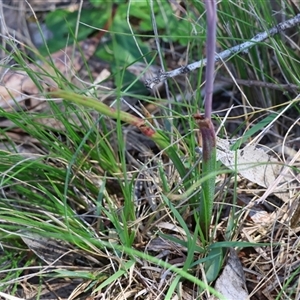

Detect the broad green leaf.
[{"left": 204, "top": 247, "right": 225, "bottom": 283}]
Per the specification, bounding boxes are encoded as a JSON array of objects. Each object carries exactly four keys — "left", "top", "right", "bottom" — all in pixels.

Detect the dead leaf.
[
  {"left": 21, "top": 232, "right": 80, "bottom": 266},
  {"left": 212, "top": 137, "right": 299, "bottom": 203},
  {"left": 216, "top": 140, "right": 281, "bottom": 187},
  {"left": 0, "top": 65, "right": 57, "bottom": 109},
  {"left": 214, "top": 248, "right": 249, "bottom": 299},
  {"left": 0, "top": 6, "right": 117, "bottom": 110}
]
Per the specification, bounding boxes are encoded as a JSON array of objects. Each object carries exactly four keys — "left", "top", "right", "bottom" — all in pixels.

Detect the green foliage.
[
  {"left": 41, "top": 1, "right": 202, "bottom": 62},
  {"left": 41, "top": 8, "right": 109, "bottom": 54},
  {"left": 134, "top": 1, "right": 197, "bottom": 46}
]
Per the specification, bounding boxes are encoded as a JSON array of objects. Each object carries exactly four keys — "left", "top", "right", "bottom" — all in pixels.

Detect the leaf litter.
[{"left": 213, "top": 136, "right": 299, "bottom": 204}]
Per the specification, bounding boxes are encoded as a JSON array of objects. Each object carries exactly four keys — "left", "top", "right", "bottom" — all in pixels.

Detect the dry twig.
[{"left": 145, "top": 14, "right": 300, "bottom": 89}]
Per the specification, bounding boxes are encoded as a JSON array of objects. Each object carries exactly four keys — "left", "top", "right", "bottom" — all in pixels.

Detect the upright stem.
[
  {"left": 204, "top": 0, "right": 217, "bottom": 119},
  {"left": 194, "top": 0, "right": 217, "bottom": 241}
]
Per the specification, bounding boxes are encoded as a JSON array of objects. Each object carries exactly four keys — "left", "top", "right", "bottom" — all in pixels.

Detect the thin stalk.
[
  {"left": 204, "top": 0, "right": 217, "bottom": 119},
  {"left": 194, "top": 0, "right": 217, "bottom": 241}
]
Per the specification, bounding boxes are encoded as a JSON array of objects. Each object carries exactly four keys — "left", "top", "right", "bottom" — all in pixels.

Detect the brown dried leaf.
[
  {"left": 214, "top": 137, "right": 298, "bottom": 202},
  {"left": 21, "top": 232, "right": 80, "bottom": 266},
  {"left": 0, "top": 6, "right": 117, "bottom": 110},
  {"left": 214, "top": 249, "right": 249, "bottom": 299}
]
